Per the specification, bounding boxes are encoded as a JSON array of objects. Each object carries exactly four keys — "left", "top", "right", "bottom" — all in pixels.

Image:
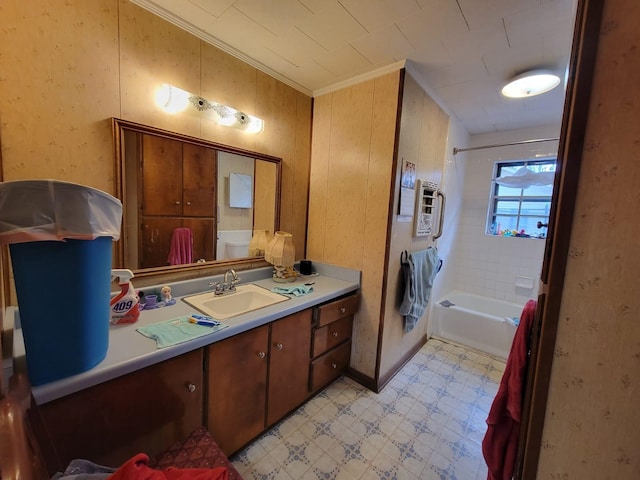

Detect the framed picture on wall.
[
  {"left": 399, "top": 159, "right": 416, "bottom": 219},
  {"left": 401, "top": 160, "right": 416, "bottom": 189}
]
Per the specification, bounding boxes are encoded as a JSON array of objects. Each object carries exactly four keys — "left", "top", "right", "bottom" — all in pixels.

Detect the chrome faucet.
[
  {"left": 224, "top": 268, "right": 239, "bottom": 287},
  {"left": 209, "top": 269, "right": 240, "bottom": 295}
]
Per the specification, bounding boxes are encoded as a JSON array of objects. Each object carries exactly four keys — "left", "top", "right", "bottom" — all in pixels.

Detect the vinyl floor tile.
[{"left": 231, "top": 338, "right": 504, "bottom": 480}]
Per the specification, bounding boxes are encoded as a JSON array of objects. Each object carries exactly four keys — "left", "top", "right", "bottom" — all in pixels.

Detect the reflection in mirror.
[
  {"left": 113, "top": 118, "right": 281, "bottom": 273},
  {"left": 216, "top": 152, "right": 277, "bottom": 261}
]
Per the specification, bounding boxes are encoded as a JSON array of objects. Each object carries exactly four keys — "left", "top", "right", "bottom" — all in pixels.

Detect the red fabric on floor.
[
  {"left": 150, "top": 427, "right": 242, "bottom": 480},
  {"left": 107, "top": 453, "right": 228, "bottom": 480}
]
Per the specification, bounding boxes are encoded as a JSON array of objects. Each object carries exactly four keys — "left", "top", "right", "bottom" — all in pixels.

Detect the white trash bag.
[{"left": 0, "top": 179, "right": 122, "bottom": 244}]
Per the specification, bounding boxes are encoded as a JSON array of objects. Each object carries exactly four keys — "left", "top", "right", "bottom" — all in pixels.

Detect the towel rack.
[
  {"left": 401, "top": 248, "right": 442, "bottom": 268},
  {"left": 414, "top": 180, "right": 446, "bottom": 240},
  {"left": 433, "top": 191, "right": 446, "bottom": 239}
]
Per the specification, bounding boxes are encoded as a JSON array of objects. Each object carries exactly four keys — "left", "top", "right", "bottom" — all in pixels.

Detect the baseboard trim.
[
  {"left": 345, "top": 368, "right": 378, "bottom": 392},
  {"left": 377, "top": 335, "right": 428, "bottom": 391},
  {"left": 346, "top": 334, "right": 429, "bottom": 393}
]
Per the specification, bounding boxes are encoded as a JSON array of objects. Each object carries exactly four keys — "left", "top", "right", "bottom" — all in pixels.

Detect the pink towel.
[
  {"left": 482, "top": 299, "right": 537, "bottom": 480},
  {"left": 167, "top": 227, "right": 193, "bottom": 265}
]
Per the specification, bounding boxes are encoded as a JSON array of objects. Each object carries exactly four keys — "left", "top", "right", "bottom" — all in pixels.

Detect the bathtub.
[{"left": 432, "top": 291, "right": 524, "bottom": 359}]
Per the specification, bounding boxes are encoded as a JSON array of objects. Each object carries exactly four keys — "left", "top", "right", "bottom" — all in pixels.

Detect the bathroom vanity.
[{"left": 11, "top": 263, "right": 360, "bottom": 471}]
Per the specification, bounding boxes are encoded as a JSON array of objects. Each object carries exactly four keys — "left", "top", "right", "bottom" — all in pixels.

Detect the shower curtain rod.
[{"left": 452, "top": 137, "right": 560, "bottom": 156}]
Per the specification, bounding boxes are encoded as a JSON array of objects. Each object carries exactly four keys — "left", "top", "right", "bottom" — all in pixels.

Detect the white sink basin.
[{"left": 182, "top": 283, "right": 290, "bottom": 320}]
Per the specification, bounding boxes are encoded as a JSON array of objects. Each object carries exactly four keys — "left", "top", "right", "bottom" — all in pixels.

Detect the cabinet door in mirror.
[{"left": 114, "top": 118, "right": 281, "bottom": 273}]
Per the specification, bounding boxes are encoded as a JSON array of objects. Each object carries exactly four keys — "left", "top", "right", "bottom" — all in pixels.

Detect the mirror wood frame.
[{"left": 112, "top": 118, "right": 282, "bottom": 277}]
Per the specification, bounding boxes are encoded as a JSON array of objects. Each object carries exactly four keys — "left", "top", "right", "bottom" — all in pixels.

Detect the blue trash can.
[{"left": 0, "top": 180, "right": 122, "bottom": 386}]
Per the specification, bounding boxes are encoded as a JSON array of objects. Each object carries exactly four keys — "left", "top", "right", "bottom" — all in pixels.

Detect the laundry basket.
[{"left": 0, "top": 180, "right": 122, "bottom": 385}]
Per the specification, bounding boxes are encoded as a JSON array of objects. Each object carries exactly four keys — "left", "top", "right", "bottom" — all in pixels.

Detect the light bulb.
[
  {"left": 155, "top": 84, "right": 190, "bottom": 113},
  {"left": 501, "top": 70, "right": 561, "bottom": 98}
]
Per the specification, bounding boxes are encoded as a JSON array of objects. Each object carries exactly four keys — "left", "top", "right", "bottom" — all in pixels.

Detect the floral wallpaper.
[{"left": 537, "top": 0, "right": 640, "bottom": 478}]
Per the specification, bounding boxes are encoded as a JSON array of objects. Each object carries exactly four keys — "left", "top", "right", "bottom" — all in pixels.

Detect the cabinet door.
[
  {"left": 267, "top": 310, "right": 312, "bottom": 427},
  {"left": 183, "top": 217, "right": 215, "bottom": 263},
  {"left": 141, "top": 135, "right": 183, "bottom": 216},
  {"left": 182, "top": 143, "right": 216, "bottom": 217},
  {"left": 140, "top": 217, "right": 214, "bottom": 267},
  {"left": 207, "top": 326, "right": 269, "bottom": 456},
  {"left": 38, "top": 349, "right": 203, "bottom": 470},
  {"left": 140, "top": 217, "right": 183, "bottom": 268}
]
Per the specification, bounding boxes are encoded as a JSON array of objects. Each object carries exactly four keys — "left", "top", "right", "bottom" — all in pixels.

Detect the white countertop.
[{"left": 11, "top": 262, "right": 360, "bottom": 405}]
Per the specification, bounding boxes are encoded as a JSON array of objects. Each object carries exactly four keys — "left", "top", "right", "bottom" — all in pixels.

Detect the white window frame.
[{"left": 486, "top": 157, "right": 556, "bottom": 238}]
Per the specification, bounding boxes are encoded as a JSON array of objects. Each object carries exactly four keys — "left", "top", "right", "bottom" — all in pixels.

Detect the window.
[{"left": 487, "top": 158, "right": 556, "bottom": 238}]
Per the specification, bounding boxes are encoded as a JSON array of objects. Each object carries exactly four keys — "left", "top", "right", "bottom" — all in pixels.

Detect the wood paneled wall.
[
  {"left": 308, "top": 70, "right": 449, "bottom": 384},
  {"left": 308, "top": 72, "right": 401, "bottom": 379},
  {"left": 379, "top": 72, "right": 449, "bottom": 382},
  {"left": 0, "top": 0, "right": 311, "bottom": 285}
]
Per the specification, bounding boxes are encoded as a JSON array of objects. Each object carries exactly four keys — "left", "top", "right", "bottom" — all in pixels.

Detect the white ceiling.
[{"left": 131, "top": 0, "right": 577, "bottom": 135}]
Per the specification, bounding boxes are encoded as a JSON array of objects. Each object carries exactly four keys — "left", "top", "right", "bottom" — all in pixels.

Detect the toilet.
[{"left": 225, "top": 241, "right": 249, "bottom": 259}]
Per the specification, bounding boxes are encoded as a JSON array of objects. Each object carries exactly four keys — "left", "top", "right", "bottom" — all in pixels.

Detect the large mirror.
[{"left": 113, "top": 118, "right": 281, "bottom": 273}]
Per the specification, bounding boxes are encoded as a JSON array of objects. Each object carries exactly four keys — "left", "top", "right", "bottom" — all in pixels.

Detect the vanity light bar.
[{"left": 155, "top": 84, "right": 264, "bottom": 134}]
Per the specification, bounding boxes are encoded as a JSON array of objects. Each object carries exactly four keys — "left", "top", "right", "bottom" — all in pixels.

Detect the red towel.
[
  {"left": 482, "top": 299, "right": 537, "bottom": 480},
  {"left": 108, "top": 453, "right": 228, "bottom": 480},
  {"left": 167, "top": 227, "right": 193, "bottom": 265}
]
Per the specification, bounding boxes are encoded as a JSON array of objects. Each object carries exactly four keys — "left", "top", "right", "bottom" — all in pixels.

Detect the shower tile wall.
[
  {"left": 446, "top": 125, "right": 560, "bottom": 305},
  {"left": 453, "top": 206, "right": 545, "bottom": 304},
  {"left": 429, "top": 119, "right": 469, "bottom": 307}
]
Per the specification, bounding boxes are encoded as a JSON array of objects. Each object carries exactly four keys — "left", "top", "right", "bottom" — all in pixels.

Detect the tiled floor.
[{"left": 230, "top": 338, "right": 505, "bottom": 480}]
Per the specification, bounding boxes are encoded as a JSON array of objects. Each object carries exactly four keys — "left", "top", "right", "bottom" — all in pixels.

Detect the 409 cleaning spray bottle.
[{"left": 110, "top": 269, "right": 140, "bottom": 325}]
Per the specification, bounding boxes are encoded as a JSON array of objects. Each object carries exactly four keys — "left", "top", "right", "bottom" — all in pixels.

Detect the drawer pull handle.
[
  {"left": 275, "top": 342, "right": 284, "bottom": 350},
  {"left": 331, "top": 363, "right": 337, "bottom": 369},
  {"left": 340, "top": 307, "right": 346, "bottom": 314},
  {"left": 186, "top": 383, "right": 196, "bottom": 393},
  {"left": 332, "top": 331, "right": 338, "bottom": 337},
  {"left": 175, "top": 201, "right": 181, "bottom": 205},
  {"left": 258, "top": 351, "right": 266, "bottom": 359}
]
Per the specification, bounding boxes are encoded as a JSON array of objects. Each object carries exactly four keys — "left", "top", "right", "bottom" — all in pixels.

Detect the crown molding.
[
  {"left": 129, "top": 0, "right": 313, "bottom": 96},
  {"left": 312, "top": 60, "right": 407, "bottom": 97}
]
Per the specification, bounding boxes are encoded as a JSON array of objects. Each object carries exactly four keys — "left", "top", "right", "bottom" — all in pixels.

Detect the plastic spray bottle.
[{"left": 110, "top": 269, "right": 141, "bottom": 325}]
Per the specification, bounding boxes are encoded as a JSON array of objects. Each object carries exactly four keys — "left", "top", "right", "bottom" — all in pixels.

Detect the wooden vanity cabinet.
[
  {"left": 38, "top": 349, "right": 203, "bottom": 470},
  {"left": 34, "top": 292, "right": 358, "bottom": 469},
  {"left": 206, "top": 324, "right": 269, "bottom": 456},
  {"left": 266, "top": 309, "right": 312, "bottom": 426},
  {"left": 206, "top": 309, "right": 312, "bottom": 455},
  {"left": 310, "top": 293, "right": 360, "bottom": 393}
]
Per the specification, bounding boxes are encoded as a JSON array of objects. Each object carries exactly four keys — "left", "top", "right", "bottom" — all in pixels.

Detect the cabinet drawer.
[
  {"left": 312, "top": 316, "right": 353, "bottom": 358},
  {"left": 310, "top": 340, "right": 351, "bottom": 393},
  {"left": 314, "top": 293, "right": 360, "bottom": 328}
]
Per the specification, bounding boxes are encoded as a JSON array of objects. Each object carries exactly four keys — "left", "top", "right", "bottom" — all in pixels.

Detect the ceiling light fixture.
[
  {"left": 501, "top": 70, "right": 561, "bottom": 98},
  {"left": 155, "top": 84, "right": 264, "bottom": 133}
]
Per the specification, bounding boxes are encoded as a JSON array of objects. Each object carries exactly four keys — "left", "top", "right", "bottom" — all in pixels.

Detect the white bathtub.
[{"left": 432, "top": 291, "right": 524, "bottom": 359}]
